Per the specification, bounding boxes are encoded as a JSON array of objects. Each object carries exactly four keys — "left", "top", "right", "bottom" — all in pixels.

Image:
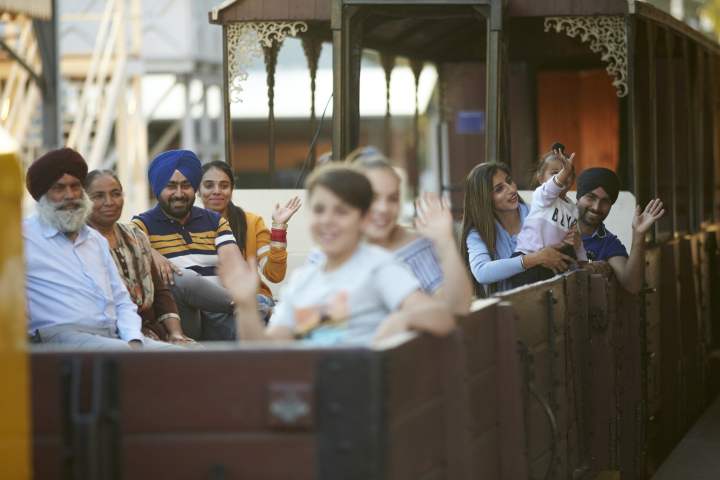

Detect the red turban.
[{"left": 26, "top": 148, "right": 88, "bottom": 200}]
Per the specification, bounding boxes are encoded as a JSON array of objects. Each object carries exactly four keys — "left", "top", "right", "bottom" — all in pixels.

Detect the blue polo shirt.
[{"left": 582, "top": 223, "right": 628, "bottom": 261}]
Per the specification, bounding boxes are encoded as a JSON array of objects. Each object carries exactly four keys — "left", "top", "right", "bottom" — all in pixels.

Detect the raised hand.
[
  {"left": 555, "top": 150, "right": 576, "bottom": 187},
  {"left": 414, "top": 192, "right": 454, "bottom": 245},
  {"left": 632, "top": 198, "right": 665, "bottom": 234},
  {"left": 272, "top": 196, "right": 302, "bottom": 225},
  {"left": 218, "top": 255, "right": 260, "bottom": 306}
]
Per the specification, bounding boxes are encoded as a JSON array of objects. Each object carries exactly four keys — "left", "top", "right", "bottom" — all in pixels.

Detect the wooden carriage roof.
[
  {"left": 209, "top": 0, "right": 635, "bottom": 25},
  {"left": 209, "top": 0, "right": 331, "bottom": 24},
  {"left": 209, "top": 0, "right": 720, "bottom": 56}
]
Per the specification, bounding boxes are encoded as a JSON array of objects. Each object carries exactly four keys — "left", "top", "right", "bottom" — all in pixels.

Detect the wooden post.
[
  {"left": 263, "top": 42, "right": 281, "bottom": 186},
  {"left": 302, "top": 35, "right": 322, "bottom": 167},
  {"left": 410, "top": 59, "right": 424, "bottom": 195},
  {"left": 647, "top": 23, "right": 659, "bottom": 242},
  {"left": 332, "top": 1, "right": 362, "bottom": 160},
  {"left": 331, "top": 0, "right": 343, "bottom": 159},
  {"left": 484, "top": 0, "right": 504, "bottom": 164},
  {"left": 380, "top": 53, "right": 394, "bottom": 156},
  {"left": 222, "top": 26, "right": 232, "bottom": 166},
  {"left": 663, "top": 29, "right": 677, "bottom": 236}
]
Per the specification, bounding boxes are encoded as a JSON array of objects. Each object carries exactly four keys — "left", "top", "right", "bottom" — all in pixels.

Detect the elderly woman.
[
  {"left": 460, "top": 162, "right": 573, "bottom": 296},
  {"left": 84, "top": 169, "right": 194, "bottom": 344}
]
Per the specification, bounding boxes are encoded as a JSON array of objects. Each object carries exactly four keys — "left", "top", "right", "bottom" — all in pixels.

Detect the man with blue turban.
[{"left": 132, "top": 150, "right": 243, "bottom": 340}]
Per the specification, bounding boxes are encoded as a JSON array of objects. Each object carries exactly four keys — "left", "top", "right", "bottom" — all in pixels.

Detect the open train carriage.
[{"left": 208, "top": 1, "right": 720, "bottom": 478}]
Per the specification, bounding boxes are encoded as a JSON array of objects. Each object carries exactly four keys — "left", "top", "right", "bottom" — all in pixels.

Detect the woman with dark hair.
[
  {"left": 461, "top": 162, "right": 573, "bottom": 296},
  {"left": 218, "top": 164, "right": 455, "bottom": 345},
  {"left": 85, "top": 170, "right": 194, "bottom": 344},
  {"left": 198, "top": 161, "right": 301, "bottom": 317}
]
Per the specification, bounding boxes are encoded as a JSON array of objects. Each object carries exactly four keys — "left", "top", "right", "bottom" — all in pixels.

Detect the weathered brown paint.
[
  {"left": 658, "top": 241, "right": 681, "bottom": 458},
  {"left": 507, "top": 0, "right": 628, "bottom": 17},
  {"left": 210, "top": 0, "right": 331, "bottom": 24}
]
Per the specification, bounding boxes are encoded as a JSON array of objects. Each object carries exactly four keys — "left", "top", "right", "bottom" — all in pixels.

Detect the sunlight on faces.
[
  {"left": 199, "top": 167, "right": 232, "bottom": 214},
  {"left": 364, "top": 168, "right": 401, "bottom": 242},
  {"left": 158, "top": 170, "right": 195, "bottom": 220},
  {"left": 37, "top": 174, "right": 91, "bottom": 233},
  {"left": 309, "top": 185, "right": 368, "bottom": 262},
  {"left": 577, "top": 186, "right": 612, "bottom": 227},
  {"left": 87, "top": 174, "right": 124, "bottom": 229},
  {"left": 491, "top": 170, "right": 519, "bottom": 213}
]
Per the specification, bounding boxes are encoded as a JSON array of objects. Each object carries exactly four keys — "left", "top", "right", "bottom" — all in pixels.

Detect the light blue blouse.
[{"left": 466, "top": 202, "right": 529, "bottom": 294}]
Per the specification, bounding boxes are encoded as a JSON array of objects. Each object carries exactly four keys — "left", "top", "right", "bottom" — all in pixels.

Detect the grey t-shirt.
[{"left": 269, "top": 243, "right": 421, "bottom": 345}]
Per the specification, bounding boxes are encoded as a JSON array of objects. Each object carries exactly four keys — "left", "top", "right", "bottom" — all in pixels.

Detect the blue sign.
[{"left": 456, "top": 111, "right": 485, "bottom": 135}]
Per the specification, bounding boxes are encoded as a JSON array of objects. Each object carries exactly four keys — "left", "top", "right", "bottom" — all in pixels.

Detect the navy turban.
[
  {"left": 576, "top": 167, "right": 620, "bottom": 204},
  {"left": 148, "top": 149, "right": 202, "bottom": 198},
  {"left": 26, "top": 148, "right": 88, "bottom": 201}
]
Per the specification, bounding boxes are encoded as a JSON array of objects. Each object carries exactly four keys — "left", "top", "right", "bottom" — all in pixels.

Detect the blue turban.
[{"left": 148, "top": 149, "right": 202, "bottom": 198}]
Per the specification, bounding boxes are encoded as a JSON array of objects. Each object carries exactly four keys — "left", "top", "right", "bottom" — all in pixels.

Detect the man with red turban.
[{"left": 24, "top": 148, "right": 172, "bottom": 349}]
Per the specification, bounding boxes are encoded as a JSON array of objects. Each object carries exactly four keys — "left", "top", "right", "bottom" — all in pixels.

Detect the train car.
[
  {"left": 207, "top": 2, "right": 720, "bottom": 474},
  {"left": 3, "top": 0, "right": 719, "bottom": 479}
]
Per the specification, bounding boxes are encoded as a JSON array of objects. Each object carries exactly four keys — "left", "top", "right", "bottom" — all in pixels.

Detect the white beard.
[{"left": 37, "top": 192, "right": 92, "bottom": 234}]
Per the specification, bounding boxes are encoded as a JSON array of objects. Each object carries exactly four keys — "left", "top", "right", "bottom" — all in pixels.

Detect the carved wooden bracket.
[
  {"left": 226, "top": 21, "right": 308, "bottom": 103},
  {"left": 544, "top": 16, "right": 628, "bottom": 98}
]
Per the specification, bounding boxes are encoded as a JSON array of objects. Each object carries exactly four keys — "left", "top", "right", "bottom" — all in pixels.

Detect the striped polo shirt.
[{"left": 132, "top": 205, "right": 236, "bottom": 280}]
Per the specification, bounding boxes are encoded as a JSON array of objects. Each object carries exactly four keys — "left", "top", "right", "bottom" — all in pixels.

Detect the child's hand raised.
[
  {"left": 554, "top": 149, "right": 576, "bottom": 188},
  {"left": 218, "top": 255, "right": 260, "bottom": 306}
]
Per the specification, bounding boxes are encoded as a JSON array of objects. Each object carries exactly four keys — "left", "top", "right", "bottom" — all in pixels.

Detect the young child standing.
[{"left": 511, "top": 143, "right": 587, "bottom": 287}]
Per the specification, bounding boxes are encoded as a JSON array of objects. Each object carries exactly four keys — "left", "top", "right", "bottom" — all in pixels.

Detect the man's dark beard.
[
  {"left": 159, "top": 195, "right": 192, "bottom": 221},
  {"left": 579, "top": 206, "right": 605, "bottom": 227}
]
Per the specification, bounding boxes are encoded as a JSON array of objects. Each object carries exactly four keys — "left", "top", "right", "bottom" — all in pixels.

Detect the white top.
[
  {"left": 23, "top": 215, "right": 143, "bottom": 342},
  {"left": 515, "top": 176, "right": 588, "bottom": 261},
  {"left": 269, "top": 243, "right": 421, "bottom": 345}
]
